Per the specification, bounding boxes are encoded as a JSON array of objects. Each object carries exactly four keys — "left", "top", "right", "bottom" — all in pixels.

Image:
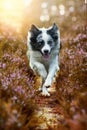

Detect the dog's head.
[{"left": 28, "top": 23, "right": 60, "bottom": 59}]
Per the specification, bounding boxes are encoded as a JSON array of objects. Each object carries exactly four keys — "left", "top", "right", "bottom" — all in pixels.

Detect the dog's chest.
[
  {"left": 31, "top": 51, "right": 53, "bottom": 68},
  {"left": 38, "top": 54, "right": 51, "bottom": 67}
]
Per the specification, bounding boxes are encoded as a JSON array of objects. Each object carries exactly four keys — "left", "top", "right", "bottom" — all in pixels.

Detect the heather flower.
[
  {"left": 2, "top": 63, "right": 6, "bottom": 69},
  {"left": 0, "top": 1, "right": 86, "bottom": 129}
]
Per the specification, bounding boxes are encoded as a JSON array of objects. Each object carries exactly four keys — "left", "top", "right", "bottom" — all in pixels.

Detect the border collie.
[{"left": 27, "top": 23, "right": 60, "bottom": 96}]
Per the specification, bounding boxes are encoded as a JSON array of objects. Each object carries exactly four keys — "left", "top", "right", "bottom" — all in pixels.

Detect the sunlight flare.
[
  {"left": 25, "top": 0, "right": 32, "bottom": 6},
  {"left": 0, "top": 0, "right": 32, "bottom": 31},
  {"left": 59, "top": 4, "right": 65, "bottom": 15},
  {"left": 3, "top": 2, "right": 13, "bottom": 10}
]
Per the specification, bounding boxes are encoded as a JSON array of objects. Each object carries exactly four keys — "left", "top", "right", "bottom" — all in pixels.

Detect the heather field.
[{"left": 0, "top": 0, "right": 87, "bottom": 130}]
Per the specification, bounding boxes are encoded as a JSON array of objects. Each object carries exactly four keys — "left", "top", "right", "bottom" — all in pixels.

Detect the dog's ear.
[
  {"left": 29, "top": 25, "right": 41, "bottom": 43},
  {"left": 52, "top": 23, "right": 58, "bottom": 31},
  {"left": 30, "top": 24, "right": 40, "bottom": 35},
  {"left": 47, "top": 23, "right": 58, "bottom": 41},
  {"left": 47, "top": 23, "right": 58, "bottom": 35}
]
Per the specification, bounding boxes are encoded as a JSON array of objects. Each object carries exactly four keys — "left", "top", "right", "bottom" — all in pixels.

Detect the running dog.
[{"left": 27, "top": 23, "right": 60, "bottom": 96}]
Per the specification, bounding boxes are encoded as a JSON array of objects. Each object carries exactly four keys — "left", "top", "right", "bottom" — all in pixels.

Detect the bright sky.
[
  {"left": 0, "top": 0, "right": 66, "bottom": 31},
  {"left": 0, "top": 0, "right": 32, "bottom": 30}
]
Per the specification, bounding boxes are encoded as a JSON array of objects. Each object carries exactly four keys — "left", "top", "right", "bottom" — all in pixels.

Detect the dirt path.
[{"left": 32, "top": 82, "right": 65, "bottom": 130}]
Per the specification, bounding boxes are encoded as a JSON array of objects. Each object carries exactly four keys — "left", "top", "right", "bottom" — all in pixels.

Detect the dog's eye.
[{"left": 48, "top": 40, "right": 53, "bottom": 45}]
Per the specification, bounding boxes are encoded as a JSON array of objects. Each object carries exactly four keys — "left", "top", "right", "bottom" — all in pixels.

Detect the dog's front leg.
[
  {"left": 42, "top": 57, "right": 60, "bottom": 96},
  {"left": 32, "top": 62, "right": 47, "bottom": 80}
]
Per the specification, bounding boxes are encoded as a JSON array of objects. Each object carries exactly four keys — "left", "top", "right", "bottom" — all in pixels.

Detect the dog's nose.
[{"left": 44, "top": 50, "right": 49, "bottom": 54}]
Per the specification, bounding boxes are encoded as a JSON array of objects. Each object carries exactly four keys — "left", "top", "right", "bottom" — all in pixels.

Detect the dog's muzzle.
[
  {"left": 42, "top": 49, "right": 50, "bottom": 59},
  {"left": 44, "top": 50, "right": 49, "bottom": 55}
]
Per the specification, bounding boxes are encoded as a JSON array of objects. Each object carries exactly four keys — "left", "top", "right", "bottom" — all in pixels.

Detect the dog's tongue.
[{"left": 43, "top": 54, "right": 50, "bottom": 60}]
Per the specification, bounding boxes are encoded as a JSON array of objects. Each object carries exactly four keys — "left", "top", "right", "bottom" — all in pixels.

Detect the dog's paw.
[
  {"left": 41, "top": 87, "right": 50, "bottom": 96},
  {"left": 41, "top": 91, "right": 50, "bottom": 97},
  {"left": 44, "top": 79, "right": 52, "bottom": 87}
]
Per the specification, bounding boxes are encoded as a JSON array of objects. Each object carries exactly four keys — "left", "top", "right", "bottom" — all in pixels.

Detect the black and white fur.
[{"left": 27, "top": 23, "right": 60, "bottom": 96}]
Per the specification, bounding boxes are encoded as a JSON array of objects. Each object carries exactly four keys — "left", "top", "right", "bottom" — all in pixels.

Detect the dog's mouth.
[{"left": 42, "top": 53, "right": 50, "bottom": 60}]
